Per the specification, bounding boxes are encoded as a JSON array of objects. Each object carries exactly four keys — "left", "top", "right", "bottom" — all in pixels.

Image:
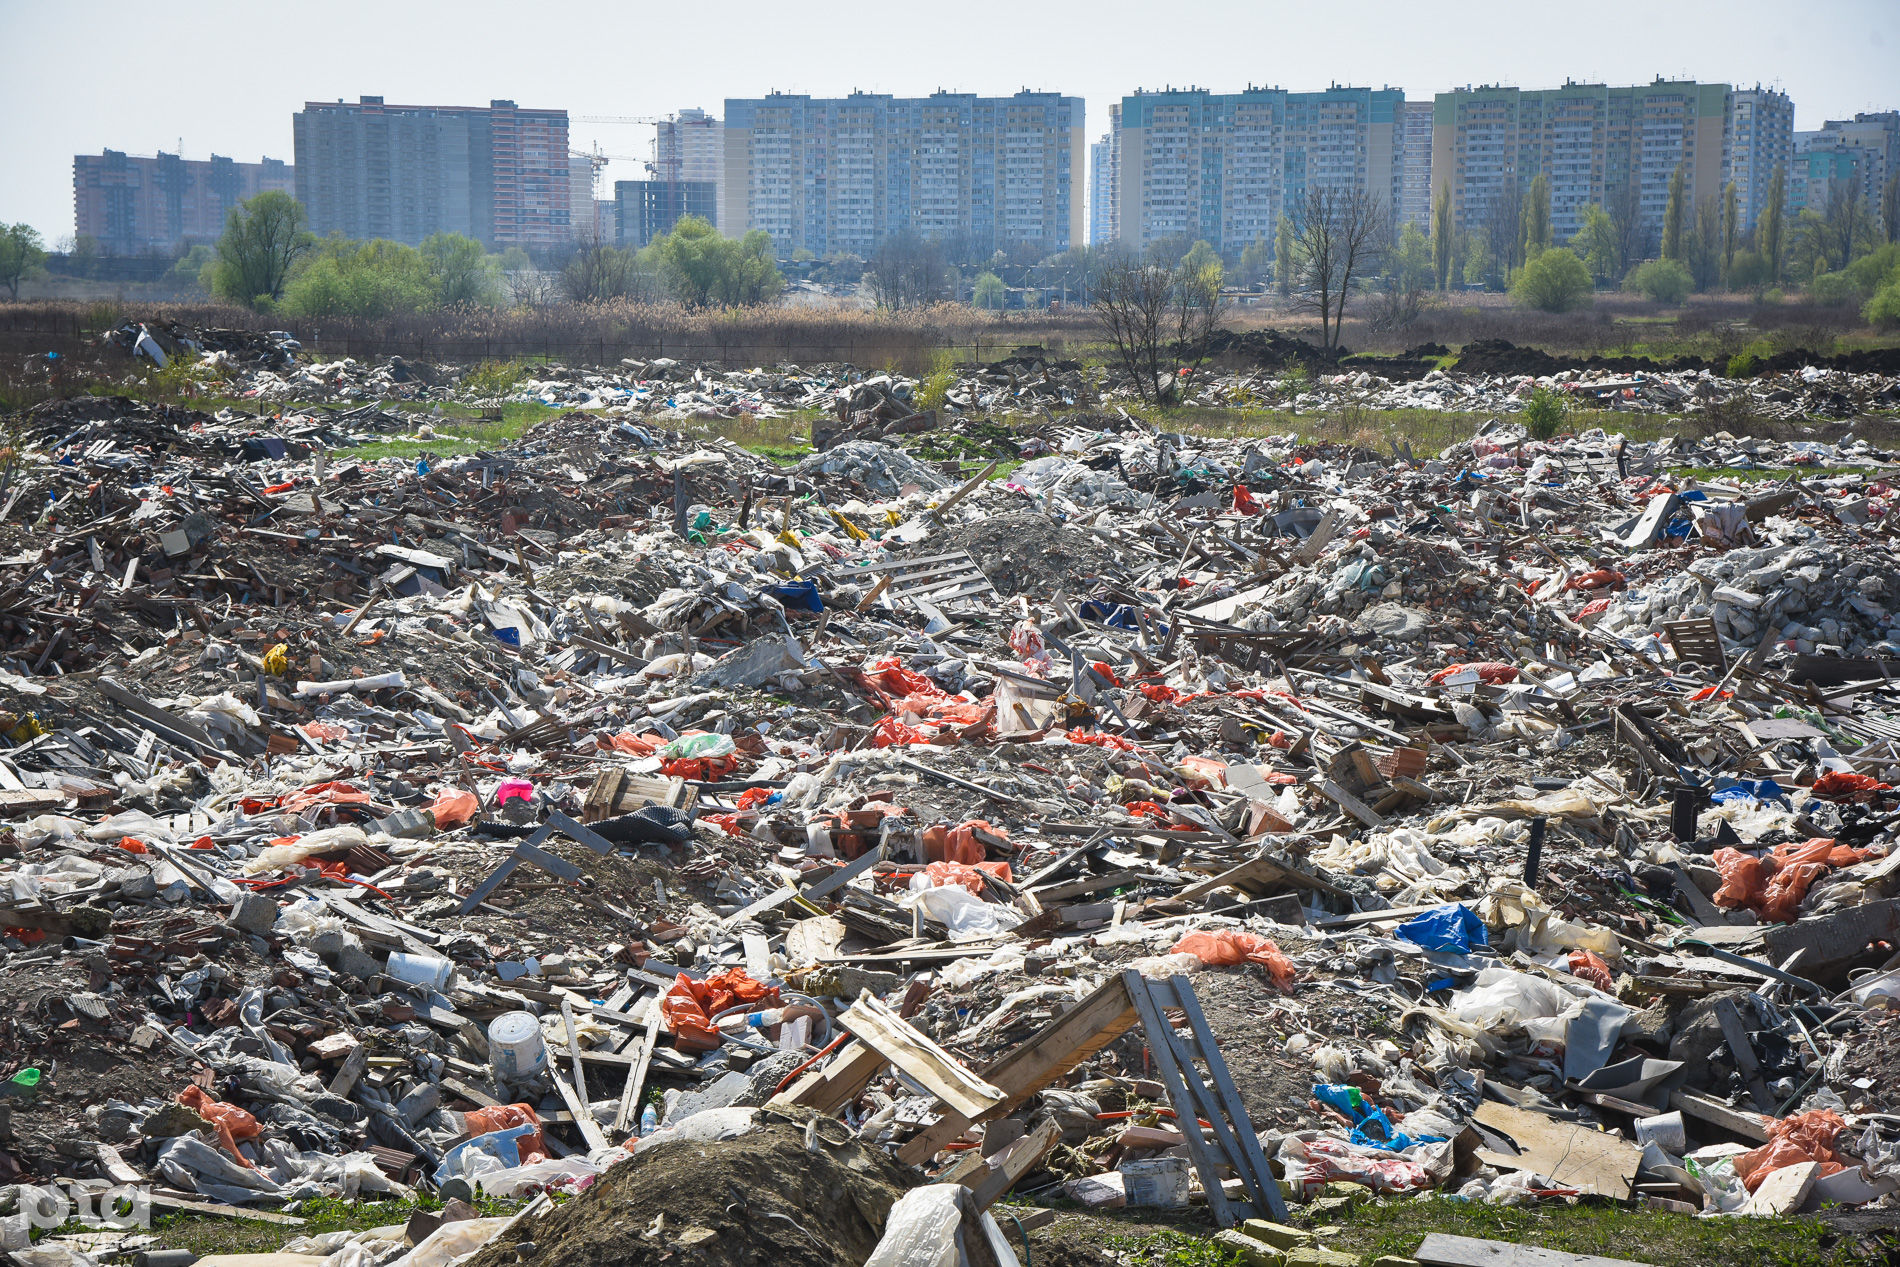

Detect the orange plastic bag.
[
  {"left": 1169, "top": 930, "right": 1296, "bottom": 993},
  {"left": 873, "top": 717, "right": 936, "bottom": 747},
  {"left": 662, "top": 968, "right": 781, "bottom": 1051},
  {"left": 430, "top": 788, "right": 480, "bottom": 830},
  {"left": 1734, "top": 1109, "right": 1846, "bottom": 1192},
  {"left": 1711, "top": 848, "right": 1767, "bottom": 910},
  {"left": 941, "top": 820, "right": 1006, "bottom": 865},
  {"left": 606, "top": 731, "right": 667, "bottom": 754},
  {"left": 921, "top": 860, "right": 1014, "bottom": 894},
  {"left": 178, "top": 1085, "right": 261, "bottom": 1166},
  {"left": 868, "top": 658, "right": 943, "bottom": 699},
  {"left": 278, "top": 781, "right": 374, "bottom": 814},
  {"left": 464, "top": 1103, "right": 548, "bottom": 1164},
  {"left": 1568, "top": 949, "right": 1614, "bottom": 992}
]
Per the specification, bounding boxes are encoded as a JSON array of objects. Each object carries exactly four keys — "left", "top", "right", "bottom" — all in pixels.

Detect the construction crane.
[{"left": 574, "top": 113, "right": 712, "bottom": 183}]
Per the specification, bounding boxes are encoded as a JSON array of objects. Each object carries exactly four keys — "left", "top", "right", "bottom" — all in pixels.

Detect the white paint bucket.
[
  {"left": 488, "top": 1010, "right": 548, "bottom": 1080},
  {"left": 1119, "top": 1157, "right": 1191, "bottom": 1209},
  {"left": 386, "top": 951, "right": 452, "bottom": 990}
]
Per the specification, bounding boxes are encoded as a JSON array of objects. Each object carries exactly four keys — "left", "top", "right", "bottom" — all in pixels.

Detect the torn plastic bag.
[
  {"left": 383, "top": 1217, "right": 512, "bottom": 1267},
  {"left": 864, "top": 1183, "right": 1020, "bottom": 1267},
  {"left": 155, "top": 1135, "right": 282, "bottom": 1205}
]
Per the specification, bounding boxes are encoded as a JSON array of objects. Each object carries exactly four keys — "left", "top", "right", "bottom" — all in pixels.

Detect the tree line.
[{"left": 192, "top": 192, "right": 786, "bottom": 317}]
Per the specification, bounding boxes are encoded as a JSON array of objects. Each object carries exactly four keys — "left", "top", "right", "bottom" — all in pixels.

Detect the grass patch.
[
  {"left": 148, "top": 1194, "right": 523, "bottom": 1258},
  {"left": 687, "top": 409, "right": 820, "bottom": 464},
  {"left": 1152, "top": 405, "right": 1677, "bottom": 454},
  {"left": 1299, "top": 1195, "right": 1885, "bottom": 1267},
  {"left": 337, "top": 401, "right": 557, "bottom": 459}
]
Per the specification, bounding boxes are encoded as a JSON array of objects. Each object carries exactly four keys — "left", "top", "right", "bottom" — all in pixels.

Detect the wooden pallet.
[
  {"left": 842, "top": 549, "right": 996, "bottom": 607},
  {"left": 1663, "top": 617, "right": 1726, "bottom": 670}
]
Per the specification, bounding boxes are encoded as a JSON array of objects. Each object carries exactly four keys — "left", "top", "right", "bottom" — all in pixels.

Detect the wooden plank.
[
  {"left": 838, "top": 993, "right": 1005, "bottom": 1121},
  {"left": 720, "top": 844, "right": 884, "bottom": 928},
  {"left": 1668, "top": 1089, "right": 1769, "bottom": 1143},
  {"left": 326, "top": 1044, "right": 370, "bottom": 1098},
  {"left": 774, "top": 1039, "right": 888, "bottom": 1115},
  {"left": 968, "top": 1117, "right": 1060, "bottom": 1209},
  {"left": 1179, "top": 853, "right": 1352, "bottom": 902},
  {"left": 1415, "top": 1234, "right": 1657, "bottom": 1267},
  {"left": 549, "top": 1066, "right": 610, "bottom": 1153},
  {"left": 144, "top": 1193, "right": 305, "bottom": 1227},
  {"left": 560, "top": 998, "right": 592, "bottom": 1118},
  {"left": 612, "top": 997, "right": 662, "bottom": 1134},
  {"left": 1317, "top": 779, "right": 1385, "bottom": 828}
]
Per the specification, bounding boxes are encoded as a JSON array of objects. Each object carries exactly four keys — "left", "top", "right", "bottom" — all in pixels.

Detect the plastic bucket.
[
  {"left": 387, "top": 951, "right": 452, "bottom": 990},
  {"left": 1119, "top": 1157, "right": 1191, "bottom": 1209},
  {"left": 488, "top": 1011, "right": 548, "bottom": 1080}
]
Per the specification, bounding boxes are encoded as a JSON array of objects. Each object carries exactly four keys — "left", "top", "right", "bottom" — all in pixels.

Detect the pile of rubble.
[
  {"left": 90, "top": 317, "right": 1900, "bottom": 427},
  {"left": 5, "top": 377, "right": 1900, "bottom": 1267}
]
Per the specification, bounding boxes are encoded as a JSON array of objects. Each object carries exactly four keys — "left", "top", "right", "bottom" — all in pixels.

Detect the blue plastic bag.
[
  {"left": 1711, "top": 778, "right": 1787, "bottom": 806},
  {"left": 1395, "top": 903, "right": 1489, "bottom": 954},
  {"left": 767, "top": 580, "right": 824, "bottom": 612}
]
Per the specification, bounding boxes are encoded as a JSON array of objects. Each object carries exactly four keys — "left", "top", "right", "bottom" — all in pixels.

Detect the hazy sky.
[{"left": 3, "top": 0, "right": 1895, "bottom": 246}]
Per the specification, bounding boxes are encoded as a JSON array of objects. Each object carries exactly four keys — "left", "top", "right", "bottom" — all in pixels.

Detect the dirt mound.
[
  {"left": 1202, "top": 327, "right": 1348, "bottom": 371},
  {"left": 462, "top": 1113, "right": 915, "bottom": 1267},
  {"left": 942, "top": 510, "right": 1126, "bottom": 598}
]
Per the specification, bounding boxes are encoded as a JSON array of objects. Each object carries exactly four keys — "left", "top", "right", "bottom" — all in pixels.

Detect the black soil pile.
[
  {"left": 942, "top": 510, "right": 1126, "bottom": 598},
  {"left": 1200, "top": 329, "right": 1442, "bottom": 380},
  {"left": 1451, "top": 338, "right": 1900, "bottom": 379},
  {"left": 460, "top": 1112, "right": 915, "bottom": 1267}
]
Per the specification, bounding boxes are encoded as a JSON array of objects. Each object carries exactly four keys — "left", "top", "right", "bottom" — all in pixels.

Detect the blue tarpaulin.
[{"left": 1395, "top": 903, "right": 1489, "bottom": 954}]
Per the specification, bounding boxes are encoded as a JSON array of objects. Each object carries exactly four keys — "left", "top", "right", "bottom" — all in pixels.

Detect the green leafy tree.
[
  {"left": 1760, "top": 166, "right": 1787, "bottom": 283},
  {"left": 1273, "top": 214, "right": 1296, "bottom": 297},
  {"left": 1721, "top": 182, "right": 1740, "bottom": 285},
  {"left": 1661, "top": 165, "right": 1686, "bottom": 261},
  {"left": 420, "top": 232, "right": 501, "bottom": 307},
  {"left": 283, "top": 237, "right": 437, "bottom": 318},
  {"left": 1685, "top": 198, "right": 1722, "bottom": 292},
  {"left": 1431, "top": 184, "right": 1453, "bottom": 290},
  {"left": 1510, "top": 247, "right": 1593, "bottom": 312},
  {"left": 971, "top": 270, "right": 1006, "bottom": 310},
  {"left": 1625, "top": 258, "right": 1693, "bottom": 305},
  {"left": 205, "top": 191, "right": 312, "bottom": 308},
  {"left": 167, "top": 244, "right": 214, "bottom": 290},
  {"left": 1462, "top": 232, "right": 1493, "bottom": 288},
  {"left": 1727, "top": 249, "right": 1769, "bottom": 293},
  {"left": 0, "top": 223, "right": 49, "bottom": 299},
  {"left": 1180, "top": 239, "right": 1221, "bottom": 275},
  {"left": 1520, "top": 173, "right": 1552, "bottom": 261},
  {"left": 1575, "top": 204, "right": 1620, "bottom": 283},
  {"left": 1232, "top": 236, "right": 1268, "bottom": 288},
  {"left": 649, "top": 217, "right": 783, "bottom": 308},
  {"left": 1867, "top": 275, "right": 1900, "bottom": 329}
]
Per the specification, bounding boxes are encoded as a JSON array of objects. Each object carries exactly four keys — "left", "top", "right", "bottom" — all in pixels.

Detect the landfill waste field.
[{"left": 7, "top": 321, "right": 1900, "bottom": 1267}]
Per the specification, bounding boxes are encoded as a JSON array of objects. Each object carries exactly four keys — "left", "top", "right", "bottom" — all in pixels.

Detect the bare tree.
[
  {"left": 1091, "top": 257, "right": 1226, "bottom": 406},
  {"left": 865, "top": 232, "right": 952, "bottom": 310},
  {"left": 1606, "top": 179, "right": 1647, "bottom": 279},
  {"left": 1290, "top": 187, "right": 1389, "bottom": 349}
]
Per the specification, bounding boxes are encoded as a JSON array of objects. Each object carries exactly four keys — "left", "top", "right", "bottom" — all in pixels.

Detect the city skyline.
[{"left": 2, "top": 0, "right": 1895, "bottom": 247}]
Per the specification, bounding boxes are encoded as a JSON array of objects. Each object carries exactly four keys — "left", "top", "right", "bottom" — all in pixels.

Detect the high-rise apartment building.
[
  {"left": 570, "top": 155, "right": 599, "bottom": 241},
  {"left": 1722, "top": 88, "right": 1796, "bottom": 233},
  {"left": 653, "top": 109, "right": 725, "bottom": 230},
  {"left": 614, "top": 180, "right": 718, "bottom": 248},
  {"left": 723, "top": 91, "right": 1084, "bottom": 259},
  {"left": 1430, "top": 80, "right": 1738, "bottom": 251},
  {"left": 1396, "top": 100, "right": 1434, "bottom": 233},
  {"left": 1089, "top": 104, "right": 1121, "bottom": 247},
  {"left": 1794, "top": 112, "right": 1900, "bottom": 217},
  {"left": 1111, "top": 86, "right": 1403, "bottom": 261},
  {"left": 293, "top": 97, "right": 572, "bottom": 250},
  {"left": 73, "top": 150, "right": 295, "bottom": 254}
]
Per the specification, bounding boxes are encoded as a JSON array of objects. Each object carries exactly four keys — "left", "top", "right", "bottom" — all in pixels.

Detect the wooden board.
[
  {"left": 837, "top": 992, "right": 1005, "bottom": 1120},
  {"left": 1472, "top": 1102, "right": 1642, "bottom": 1199}
]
